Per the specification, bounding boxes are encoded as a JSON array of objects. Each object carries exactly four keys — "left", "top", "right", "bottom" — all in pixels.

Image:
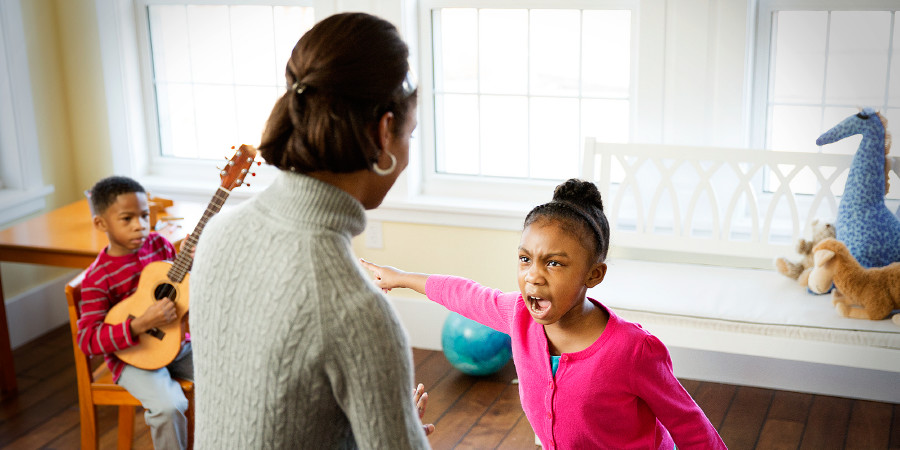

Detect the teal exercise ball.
[{"left": 441, "top": 312, "right": 512, "bottom": 376}]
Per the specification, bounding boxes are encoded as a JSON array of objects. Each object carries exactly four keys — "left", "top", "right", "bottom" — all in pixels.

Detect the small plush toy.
[
  {"left": 808, "top": 238, "right": 900, "bottom": 325},
  {"left": 816, "top": 107, "right": 900, "bottom": 268},
  {"left": 775, "top": 220, "right": 836, "bottom": 286}
]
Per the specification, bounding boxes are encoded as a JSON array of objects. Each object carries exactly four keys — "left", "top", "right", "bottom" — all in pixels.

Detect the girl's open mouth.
[{"left": 527, "top": 295, "right": 552, "bottom": 318}]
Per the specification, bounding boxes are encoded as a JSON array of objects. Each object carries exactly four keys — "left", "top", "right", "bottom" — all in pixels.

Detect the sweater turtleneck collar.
[{"left": 254, "top": 171, "right": 367, "bottom": 237}]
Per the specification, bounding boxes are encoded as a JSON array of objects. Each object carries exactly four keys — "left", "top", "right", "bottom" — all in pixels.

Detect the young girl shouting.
[{"left": 361, "top": 179, "right": 725, "bottom": 449}]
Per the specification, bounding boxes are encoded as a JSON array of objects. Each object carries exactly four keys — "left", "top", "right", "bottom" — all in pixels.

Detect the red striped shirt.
[{"left": 77, "top": 232, "right": 176, "bottom": 381}]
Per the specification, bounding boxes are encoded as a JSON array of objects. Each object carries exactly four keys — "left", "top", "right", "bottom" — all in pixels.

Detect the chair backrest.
[{"left": 65, "top": 271, "right": 98, "bottom": 385}]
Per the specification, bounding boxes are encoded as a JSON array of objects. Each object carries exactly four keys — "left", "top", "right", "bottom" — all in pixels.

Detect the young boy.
[{"left": 78, "top": 175, "right": 192, "bottom": 449}]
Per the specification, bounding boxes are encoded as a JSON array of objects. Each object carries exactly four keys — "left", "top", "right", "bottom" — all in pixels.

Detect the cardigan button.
[
  {"left": 561, "top": 355, "right": 569, "bottom": 362},
  {"left": 547, "top": 412, "right": 552, "bottom": 419}
]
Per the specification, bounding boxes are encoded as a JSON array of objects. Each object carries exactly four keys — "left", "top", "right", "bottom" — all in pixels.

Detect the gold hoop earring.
[{"left": 373, "top": 152, "right": 397, "bottom": 176}]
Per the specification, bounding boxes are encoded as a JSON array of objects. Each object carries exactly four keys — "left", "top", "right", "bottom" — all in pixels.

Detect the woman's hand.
[
  {"left": 414, "top": 383, "right": 435, "bottom": 436},
  {"left": 359, "top": 259, "right": 429, "bottom": 294}
]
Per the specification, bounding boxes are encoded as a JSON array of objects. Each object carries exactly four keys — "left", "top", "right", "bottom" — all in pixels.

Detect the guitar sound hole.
[{"left": 154, "top": 283, "right": 177, "bottom": 302}]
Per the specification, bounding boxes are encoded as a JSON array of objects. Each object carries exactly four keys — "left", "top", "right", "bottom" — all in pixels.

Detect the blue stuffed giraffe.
[{"left": 816, "top": 107, "right": 900, "bottom": 268}]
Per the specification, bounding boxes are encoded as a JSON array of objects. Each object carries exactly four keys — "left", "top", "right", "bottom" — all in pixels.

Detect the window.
[
  {"left": 97, "top": 0, "right": 315, "bottom": 195},
  {"left": 753, "top": 0, "right": 900, "bottom": 199},
  {"left": 0, "top": 1, "right": 52, "bottom": 225},
  {"left": 755, "top": 1, "right": 899, "bottom": 155},
  {"left": 142, "top": 3, "right": 314, "bottom": 159},
  {"left": 416, "top": 1, "right": 637, "bottom": 203}
]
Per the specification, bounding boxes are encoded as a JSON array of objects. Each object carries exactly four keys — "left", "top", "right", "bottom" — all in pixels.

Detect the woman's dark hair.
[
  {"left": 524, "top": 179, "right": 610, "bottom": 263},
  {"left": 89, "top": 176, "right": 145, "bottom": 216},
  {"left": 259, "top": 12, "right": 417, "bottom": 173}
]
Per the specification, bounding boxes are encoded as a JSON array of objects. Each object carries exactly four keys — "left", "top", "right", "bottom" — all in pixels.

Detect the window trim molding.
[{"left": 0, "top": 0, "right": 53, "bottom": 226}]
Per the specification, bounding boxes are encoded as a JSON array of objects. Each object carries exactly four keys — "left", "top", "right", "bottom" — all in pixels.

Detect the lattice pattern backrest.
[{"left": 583, "top": 140, "right": 900, "bottom": 261}]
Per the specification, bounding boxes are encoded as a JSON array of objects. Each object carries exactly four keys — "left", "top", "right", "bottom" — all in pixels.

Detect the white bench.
[{"left": 582, "top": 140, "right": 900, "bottom": 403}]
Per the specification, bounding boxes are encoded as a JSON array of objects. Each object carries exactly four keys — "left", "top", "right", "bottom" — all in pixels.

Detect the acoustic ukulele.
[{"left": 105, "top": 145, "right": 259, "bottom": 370}]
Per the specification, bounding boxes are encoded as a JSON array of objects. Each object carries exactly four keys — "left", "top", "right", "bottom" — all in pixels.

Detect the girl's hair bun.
[{"left": 552, "top": 178, "right": 604, "bottom": 212}]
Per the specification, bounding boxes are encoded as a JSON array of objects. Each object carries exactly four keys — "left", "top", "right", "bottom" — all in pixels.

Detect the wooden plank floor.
[{"left": 2, "top": 325, "right": 899, "bottom": 449}]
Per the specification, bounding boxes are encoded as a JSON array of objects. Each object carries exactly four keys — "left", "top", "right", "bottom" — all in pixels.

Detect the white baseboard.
[
  {"left": 5, "top": 270, "right": 79, "bottom": 349},
  {"left": 387, "top": 296, "right": 899, "bottom": 403}
]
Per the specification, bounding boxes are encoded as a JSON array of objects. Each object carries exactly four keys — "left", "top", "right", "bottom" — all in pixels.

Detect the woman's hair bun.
[{"left": 552, "top": 178, "right": 604, "bottom": 212}]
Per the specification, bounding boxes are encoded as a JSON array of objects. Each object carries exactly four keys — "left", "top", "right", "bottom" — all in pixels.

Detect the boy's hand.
[
  {"left": 130, "top": 298, "right": 177, "bottom": 336},
  {"left": 414, "top": 383, "right": 435, "bottom": 436}
]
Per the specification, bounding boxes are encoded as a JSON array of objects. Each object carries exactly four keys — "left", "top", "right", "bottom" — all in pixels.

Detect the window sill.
[
  {"left": 369, "top": 194, "right": 532, "bottom": 231},
  {"left": 0, "top": 185, "right": 55, "bottom": 226},
  {"left": 139, "top": 172, "right": 534, "bottom": 232}
]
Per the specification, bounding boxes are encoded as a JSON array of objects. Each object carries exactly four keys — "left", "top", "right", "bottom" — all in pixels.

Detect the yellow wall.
[
  {"left": 1, "top": 0, "right": 112, "bottom": 300},
  {"left": 352, "top": 222, "right": 523, "bottom": 299}
]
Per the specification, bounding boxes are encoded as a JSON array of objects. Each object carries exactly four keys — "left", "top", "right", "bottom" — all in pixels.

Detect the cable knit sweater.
[{"left": 189, "top": 172, "right": 429, "bottom": 449}]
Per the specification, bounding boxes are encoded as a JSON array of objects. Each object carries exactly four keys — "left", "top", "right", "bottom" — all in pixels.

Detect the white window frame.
[
  {"left": 0, "top": 1, "right": 54, "bottom": 225},
  {"left": 97, "top": 0, "right": 328, "bottom": 202},
  {"left": 399, "top": 0, "right": 641, "bottom": 218},
  {"left": 750, "top": 0, "right": 900, "bottom": 149}
]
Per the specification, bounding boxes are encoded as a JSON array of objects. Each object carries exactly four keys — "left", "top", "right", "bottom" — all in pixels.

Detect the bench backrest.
[{"left": 582, "top": 139, "right": 900, "bottom": 267}]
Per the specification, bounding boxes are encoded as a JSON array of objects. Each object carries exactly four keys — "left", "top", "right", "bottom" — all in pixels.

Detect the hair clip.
[
  {"left": 401, "top": 67, "right": 417, "bottom": 98},
  {"left": 291, "top": 81, "right": 307, "bottom": 95}
]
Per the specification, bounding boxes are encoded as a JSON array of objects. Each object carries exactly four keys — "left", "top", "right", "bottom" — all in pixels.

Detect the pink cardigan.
[{"left": 426, "top": 275, "right": 726, "bottom": 450}]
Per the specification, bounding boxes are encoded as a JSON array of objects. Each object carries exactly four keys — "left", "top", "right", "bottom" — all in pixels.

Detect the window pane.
[
  {"left": 187, "top": 6, "right": 233, "bottom": 85},
  {"left": 436, "top": 94, "right": 480, "bottom": 175},
  {"left": 825, "top": 11, "right": 891, "bottom": 106},
  {"left": 530, "top": 9, "right": 580, "bottom": 97},
  {"left": 149, "top": 6, "right": 192, "bottom": 83},
  {"left": 230, "top": 7, "right": 277, "bottom": 86},
  {"left": 156, "top": 83, "right": 198, "bottom": 158},
  {"left": 193, "top": 85, "right": 239, "bottom": 153},
  {"left": 480, "top": 95, "right": 528, "bottom": 177},
  {"left": 530, "top": 97, "right": 579, "bottom": 179},
  {"left": 148, "top": 4, "right": 313, "bottom": 159},
  {"left": 479, "top": 9, "right": 528, "bottom": 94},
  {"left": 582, "top": 10, "right": 630, "bottom": 98},
  {"left": 582, "top": 99, "right": 629, "bottom": 144},
  {"left": 771, "top": 11, "right": 827, "bottom": 104},
  {"left": 435, "top": 9, "right": 478, "bottom": 93},
  {"left": 769, "top": 105, "right": 821, "bottom": 153},
  {"left": 428, "top": 6, "right": 632, "bottom": 181}
]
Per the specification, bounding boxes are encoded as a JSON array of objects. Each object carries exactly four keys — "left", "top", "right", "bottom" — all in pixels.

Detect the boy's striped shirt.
[{"left": 76, "top": 232, "right": 176, "bottom": 381}]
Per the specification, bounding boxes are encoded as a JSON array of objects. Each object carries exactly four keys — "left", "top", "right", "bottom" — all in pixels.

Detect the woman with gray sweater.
[{"left": 189, "top": 12, "right": 430, "bottom": 448}]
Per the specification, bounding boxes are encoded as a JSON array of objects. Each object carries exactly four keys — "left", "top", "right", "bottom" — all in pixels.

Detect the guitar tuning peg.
[
  {"left": 256, "top": 161, "right": 262, "bottom": 166},
  {"left": 251, "top": 172, "right": 256, "bottom": 177},
  {"left": 245, "top": 183, "right": 251, "bottom": 187},
  {"left": 231, "top": 145, "right": 236, "bottom": 149}
]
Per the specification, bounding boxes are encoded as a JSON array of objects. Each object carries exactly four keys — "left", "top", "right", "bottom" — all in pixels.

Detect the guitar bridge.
[{"left": 127, "top": 314, "right": 166, "bottom": 340}]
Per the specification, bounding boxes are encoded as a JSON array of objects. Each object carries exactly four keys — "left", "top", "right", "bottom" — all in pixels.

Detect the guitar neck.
[{"left": 167, "top": 187, "right": 231, "bottom": 282}]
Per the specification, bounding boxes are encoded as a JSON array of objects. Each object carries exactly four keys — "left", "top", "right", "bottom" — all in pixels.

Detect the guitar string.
[{"left": 159, "top": 187, "right": 231, "bottom": 301}]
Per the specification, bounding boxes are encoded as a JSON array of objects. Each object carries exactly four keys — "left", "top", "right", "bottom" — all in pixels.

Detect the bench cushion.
[{"left": 589, "top": 258, "right": 900, "bottom": 353}]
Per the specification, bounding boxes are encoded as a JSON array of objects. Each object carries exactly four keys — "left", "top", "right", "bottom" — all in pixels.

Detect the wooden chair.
[{"left": 66, "top": 271, "right": 194, "bottom": 450}]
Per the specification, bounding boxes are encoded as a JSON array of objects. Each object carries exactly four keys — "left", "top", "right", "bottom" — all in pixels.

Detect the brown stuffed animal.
[
  {"left": 775, "top": 220, "right": 836, "bottom": 286},
  {"left": 808, "top": 238, "right": 900, "bottom": 325}
]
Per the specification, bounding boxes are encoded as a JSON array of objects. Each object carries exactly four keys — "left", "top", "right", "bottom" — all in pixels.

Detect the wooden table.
[{"left": 0, "top": 198, "right": 198, "bottom": 396}]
